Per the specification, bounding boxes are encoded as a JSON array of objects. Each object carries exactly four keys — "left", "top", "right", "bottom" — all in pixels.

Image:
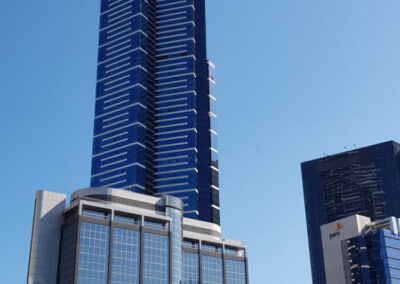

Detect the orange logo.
[{"left": 336, "top": 223, "right": 343, "bottom": 231}]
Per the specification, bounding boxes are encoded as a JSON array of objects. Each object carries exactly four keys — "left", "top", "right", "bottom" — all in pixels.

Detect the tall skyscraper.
[
  {"left": 301, "top": 140, "right": 400, "bottom": 283},
  {"left": 90, "top": 0, "right": 220, "bottom": 224},
  {"left": 27, "top": 1, "right": 249, "bottom": 283}
]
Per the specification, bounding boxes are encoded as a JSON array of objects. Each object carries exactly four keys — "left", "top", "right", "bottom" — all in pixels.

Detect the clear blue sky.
[{"left": 1, "top": 0, "right": 400, "bottom": 283}]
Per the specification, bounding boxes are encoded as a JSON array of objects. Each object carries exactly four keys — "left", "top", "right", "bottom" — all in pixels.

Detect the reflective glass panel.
[
  {"left": 143, "top": 233, "right": 169, "bottom": 284},
  {"left": 225, "top": 259, "right": 246, "bottom": 284},
  {"left": 201, "top": 255, "right": 222, "bottom": 284},
  {"left": 183, "top": 252, "right": 199, "bottom": 284},
  {"left": 111, "top": 227, "right": 140, "bottom": 284},
  {"left": 77, "top": 222, "right": 110, "bottom": 284}
]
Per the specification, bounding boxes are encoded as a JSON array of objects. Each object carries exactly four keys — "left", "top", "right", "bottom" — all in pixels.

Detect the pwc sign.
[{"left": 329, "top": 223, "right": 343, "bottom": 240}]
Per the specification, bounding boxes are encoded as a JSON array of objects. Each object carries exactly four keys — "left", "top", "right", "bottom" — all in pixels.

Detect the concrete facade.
[{"left": 27, "top": 191, "right": 67, "bottom": 284}]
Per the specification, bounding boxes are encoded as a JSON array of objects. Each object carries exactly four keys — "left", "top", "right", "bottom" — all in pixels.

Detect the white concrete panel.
[{"left": 27, "top": 191, "right": 66, "bottom": 284}]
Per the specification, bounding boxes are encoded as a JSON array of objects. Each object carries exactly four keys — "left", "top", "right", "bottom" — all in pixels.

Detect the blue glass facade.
[
  {"left": 183, "top": 252, "right": 199, "bottom": 284},
  {"left": 77, "top": 222, "right": 110, "bottom": 284},
  {"left": 225, "top": 259, "right": 246, "bottom": 284},
  {"left": 111, "top": 228, "right": 140, "bottom": 284},
  {"left": 201, "top": 255, "right": 223, "bottom": 284},
  {"left": 345, "top": 229, "right": 400, "bottom": 283},
  {"left": 142, "top": 233, "right": 169, "bottom": 284},
  {"left": 91, "top": 0, "right": 220, "bottom": 224},
  {"left": 301, "top": 141, "right": 400, "bottom": 283}
]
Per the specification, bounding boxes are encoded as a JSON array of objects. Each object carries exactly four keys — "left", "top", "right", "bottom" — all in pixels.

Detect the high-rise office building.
[
  {"left": 301, "top": 140, "right": 400, "bottom": 283},
  {"left": 27, "top": 1, "right": 248, "bottom": 283},
  {"left": 90, "top": 0, "right": 220, "bottom": 224},
  {"left": 27, "top": 188, "right": 248, "bottom": 284},
  {"left": 320, "top": 214, "right": 400, "bottom": 284}
]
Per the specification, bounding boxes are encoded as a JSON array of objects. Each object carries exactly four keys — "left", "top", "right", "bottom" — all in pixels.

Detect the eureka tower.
[{"left": 90, "top": 0, "right": 220, "bottom": 224}]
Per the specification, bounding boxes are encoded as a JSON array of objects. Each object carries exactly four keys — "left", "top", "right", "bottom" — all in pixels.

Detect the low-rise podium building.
[{"left": 27, "top": 188, "right": 248, "bottom": 284}]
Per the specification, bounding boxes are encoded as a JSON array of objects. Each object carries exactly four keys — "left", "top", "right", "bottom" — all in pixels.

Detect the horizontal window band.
[
  {"left": 103, "top": 94, "right": 130, "bottom": 105},
  {"left": 155, "top": 162, "right": 189, "bottom": 168},
  {"left": 100, "top": 151, "right": 127, "bottom": 162},
  {"left": 101, "top": 131, "right": 129, "bottom": 142},
  {"left": 102, "top": 118, "right": 129, "bottom": 129},
  {"left": 104, "top": 62, "right": 131, "bottom": 75},
  {"left": 95, "top": 103, "right": 146, "bottom": 119},
  {"left": 156, "top": 54, "right": 195, "bottom": 62},
  {"left": 158, "top": 21, "right": 194, "bottom": 32},
  {"left": 156, "top": 61, "right": 187, "bottom": 70},
  {"left": 101, "top": 179, "right": 128, "bottom": 188},
  {"left": 97, "top": 30, "right": 148, "bottom": 49},
  {"left": 156, "top": 38, "right": 195, "bottom": 47},
  {"left": 106, "top": 22, "right": 131, "bottom": 36},
  {"left": 94, "top": 122, "right": 146, "bottom": 138},
  {"left": 98, "top": 47, "right": 147, "bottom": 65},
  {"left": 93, "top": 142, "right": 146, "bottom": 157},
  {"left": 91, "top": 162, "right": 145, "bottom": 178},
  {"left": 158, "top": 17, "right": 187, "bottom": 25},
  {"left": 155, "top": 135, "right": 188, "bottom": 142},
  {"left": 96, "top": 83, "right": 147, "bottom": 101},
  {"left": 97, "top": 65, "right": 147, "bottom": 83},
  {"left": 155, "top": 142, "right": 188, "bottom": 149},
  {"left": 156, "top": 109, "right": 195, "bottom": 117},
  {"left": 105, "top": 56, "right": 131, "bottom": 68},
  {"left": 154, "top": 188, "right": 198, "bottom": 196},
  {"left": 155, "top": 116, "right": 188, "bottom": 123},
  {"left": 157, "top": 73, "right": 195, "bottom": 81},
  {"left": 105, "top": 44, "right": 131, "bottom": 57},
  {"left": 99, "top": 172, "right": 127, "bottom": 182},
  {"left": 156, "top": 130, "right": 196, "bottom": 139},
  {"left": 104, "top": 80, "right": 130, "bottom": 92},
  {"left": 157, "top": 44, "right": 187, "bottom": 52},
  {"left": 156, "top": 104, "right": 188, "bottom": 111},
  {"left": 101, "top": 138, "right": 129, "bottom": 148},
  {"left": 155, "top": 90, "right": 196, "bottom": 99},
  {"left": 157, "top": 10, "right": 186, "bottom": 19},
  {"left": 156, "top": 167, "right": 198, "bottom": 175},
  {"left": 108, "top": 11, "right": 132, "bottom": 24},
  {"left": 156, "top": 79, "right": 187, "bottom": 87},
  {"left": 107, "top": 27, "right": 132, "bottom": 41},
  {"left": 157, "top": 4, "right": 194, "bottom": 14},
  {"left": 154, "top": 182, "right": 189, "bottom": 189},
  {"left": 107, "top": 5, "right": 132, "bottom": 19},
  {"left": 156, "top": 85, "right": 189, "bottom": 93},
  {"left": 156, "top": 122, "right": 188, "bottom": 129},
  {"left": 102, "top": 112, "right": 129, "bottom": 122},
  {"left": 154, "top": 175, "right": 189, "bottom": 182},
  {"left": 100, "top": 158, "right": 127, "bottom": 168},
  {"left": 102, "top": 1, "right": 131, "bottom": 15},
  {"left": 155, "top": 155, "right": 188, "bottom": 161}
]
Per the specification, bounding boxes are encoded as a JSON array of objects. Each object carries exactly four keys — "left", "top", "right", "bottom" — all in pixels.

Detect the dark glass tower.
[
  {"left": 90, "top": 0, "right": 220, "bottom": 224},
  {"left": 301, "top": 141, "right": 400, "bottom": 283}
]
